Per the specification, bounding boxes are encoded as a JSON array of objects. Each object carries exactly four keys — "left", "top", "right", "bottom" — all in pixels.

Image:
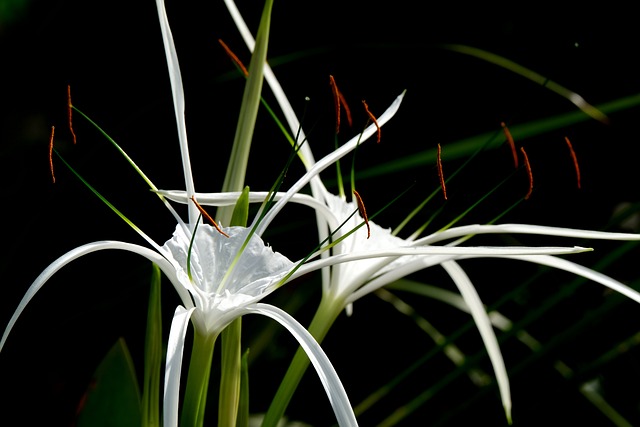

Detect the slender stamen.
[
  {"left": 329, "top": 75, "right": 341, "bottom": 134},
  {"left": 190, "top": 196, "right": 230, "bottom": 238},
  {"left": 564, "top": 136, "right": 581, "bottom": 189},
  {"left": 437, "top": 143, "right": 448, "bottom": 200},
  {"left": 339, "top": 88, "right": 352, "bottom": 128},
  {"left": 329, "top": 75, "right": 353, "bottom": 134},
  {"left": 501, "top": 122, "right": 517, "bottom": 168},
  {"left": 67, "top": 85, "right": 77, "bottom": 144},
  {"left": 49, "top": 126, "right": 55, "bottom": 183},
  {"left": 218, "top": 39, "right": 249, "bottom": 77},
  {"left": 520, "top": 146, "right": 533, "bottom": 199},
  {"left": 353, "top": 189, "right": 370, "bottom": 239},
  {"left": 362, "top": 100, "right": 381, "bottom": 143}
]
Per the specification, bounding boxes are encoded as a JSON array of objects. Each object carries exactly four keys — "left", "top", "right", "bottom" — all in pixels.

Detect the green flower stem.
[
  {"left": 216, "top": 188, "right": 251, "bottom": 427},
  {"left": 181, "top": 330, "right": 218, "bottom": 427},
  {"left": 142, "top": 264, "right": 163, "bottom": 427},
  {"left": 261, "top": 293, "right": 344, "bottom": 427},
  {"left": 219, "top": 318, "right": 243, "bottom": 427}
]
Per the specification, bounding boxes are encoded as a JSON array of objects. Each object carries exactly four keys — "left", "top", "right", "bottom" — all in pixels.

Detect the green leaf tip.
[{"left": 231, "top": 186, "right": 251, "bottom": 227}]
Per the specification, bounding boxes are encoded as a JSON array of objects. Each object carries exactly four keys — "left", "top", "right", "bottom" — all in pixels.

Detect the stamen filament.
[
  {"left": 329, "top": 75, "right": 341, "bottom": 133},
  {"left": 49, "top": 126, "right": 55, "bottom": 183},
  {"left": 353, "top": 189, "right": 370, "bottom": 239},
  {"left": 329, "top": 75, "right": 353, "bottom": 134},
  {"left": 520, "top": 146, "right": 533, "bottom": 199},
  {"left": 564, "top": 136, "right": 581, "bottom": 189},
  {"left": 501, "top": 122, "right": 517, "bottom": 168},
  {"left": 437, "top": 143, "right": 448, "bottom": 200},
  {"left": 218, "top": 39, "right": 249, "bottom": 77},
  {"left": 190, "top": 196, "right": 230, "bottom": 238},
  {"left": 362, "top": 100, "right": 381, "bottom": 143},
  {"left": 67, "top": 85, "right": 77, "bottom": 144},
  {"left": 339, "top": 88, "right": 352, "bottom": 128}
]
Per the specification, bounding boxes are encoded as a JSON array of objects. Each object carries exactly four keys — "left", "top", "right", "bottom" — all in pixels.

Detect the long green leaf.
[{"left": 76, "top": 338, "right": 141, "bottom": 427}]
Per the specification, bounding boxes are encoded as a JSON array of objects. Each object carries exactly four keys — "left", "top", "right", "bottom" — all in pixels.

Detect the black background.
[{"left": 2, "top": 1, "right": 640, "bottom": 426}]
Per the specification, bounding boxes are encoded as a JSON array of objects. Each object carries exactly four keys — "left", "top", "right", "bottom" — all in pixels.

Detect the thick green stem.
[
  {"left": 261, "top": 294, "right": 344, "bottom": 427},
  {"left": 181, "top": 330, "right": 217, "bottom": 427},
  {"left": 142, "top": 264, "right": 163, "bottom": 427},
  {"left": 218, "top": 319, "right": 243, "bottom": 427}
]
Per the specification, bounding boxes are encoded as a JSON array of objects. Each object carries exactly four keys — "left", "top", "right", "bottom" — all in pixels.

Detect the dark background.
[{"left": 2, "top": 1, "right": 640, "bottom": 426}]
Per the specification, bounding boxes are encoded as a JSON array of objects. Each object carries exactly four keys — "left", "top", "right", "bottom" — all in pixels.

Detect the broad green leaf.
[{"left": 76, "top": 338, "right": 141, "bottom": 427}]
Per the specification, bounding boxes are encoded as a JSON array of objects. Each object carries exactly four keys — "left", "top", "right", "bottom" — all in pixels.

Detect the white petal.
[
  {"left": 162, "top": 224, "right": 293, "bottom": 297},
  {"left": 441, "top": 260, "right": 511, "bottom": 423},
  {"left": 255, "top": 91, "right": 406, "bottom": 235},
  {"left": 222, "top": 0, "right": 319, "bottom": 174},
  {"left": 157, "top": 190, "right": 340, "bottom": 231},
  {"left": 164, "top": 305, "right": 195, "bottom": 427},
  {"left": 154, "top": 0, "right": 198, "bottom": 225},
  {"left": 489, "top": 254, "right": 640, "bottom": 305},
  {"left": 293, "top": 245, "right": 591, "bottom": 283},
  {"left": 417, "top": 223, "right": 640, "bottom": 246},
  {"left": 1, "top": 241, "right": 187, "bottom": 352},
  {"left": 241, "top": 303, "right": 359, "bottom": 426}
]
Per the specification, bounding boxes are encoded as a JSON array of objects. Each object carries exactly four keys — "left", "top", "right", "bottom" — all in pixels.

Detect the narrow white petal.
[
  {"left": 440, "top": 260, "right": 511, "bottom": 422},
  {"left": 164, "top": 306, "right": 195, "bottom": 427},
  {"left": 1, "top": 241, "right": 190, "bottom": 352},
  {"left": 489, "top": 254, "right": 640, "bottom": 305},
  {"left": 417, "top": 223, "right": 640, "bottom": 246},
  {"left": 157, "top": 190, "right": 341, "bottom": 231},
  {"left": 292, "top": 245, "right": 591, "bottom": 283},
  {"left": 154, "top": 0, "right": 197, "bottom": 225},
  {"left": 241, "top": 303, "right": 358, "bottom": 427},
  {"left": 222, "top": 0, "right": 319, "bottom": 174},
  {"left": 347, "top": 254, "right": 456, "bottom": 304},
  {"left": 255, "top": 91, "right": 406, "bottom": 235}
]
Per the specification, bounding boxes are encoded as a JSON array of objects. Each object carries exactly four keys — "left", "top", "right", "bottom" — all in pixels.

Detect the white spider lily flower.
[
  {"left": 219, "top": 2, "right": 640, "bottom": 424},
  {"left": 160, "top": 225, "right": 293, "bottom": 335},
  {"left": 3, "top": 1, "right": 362, "bottom": 426}
]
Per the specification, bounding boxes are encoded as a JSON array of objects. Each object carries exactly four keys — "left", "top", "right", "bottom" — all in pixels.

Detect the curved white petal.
[
  {"left": 154, "top": 0, "right": 197, "bottom": 226},
  {"left": 292, "top": 245, "right": 591, "bottom": 282},
  {"left": 440, "top": 260, "right": 511, "bottom": 423},
  {"left": 0, "top": 241, "right": 190, "bottom": 352},
  {"left": 417, "top": 223, "right": 640, "bottom": 246},
  {"left": 222, "top": 0, "right": 318, "bottom": 175},
  {"left": 240, "top": 303, "right": 358, "bottom": 427},
  {"left": 255, "top": 91, "right": 406, "bottom": 236},
  {"left": 164, "top": 305, "right": 196, "bottom": 427},
  {"left": 481, "top": 254, "right": 640, "bottom": 305},
  {"left": 157, "top": 190, "right": 341, "bottom": 232},
  {"left": 348, "top": 254, "right": 456, "bottom": 304}
]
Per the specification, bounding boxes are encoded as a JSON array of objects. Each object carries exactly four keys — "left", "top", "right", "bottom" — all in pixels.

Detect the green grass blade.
[{"left": 218, "top": 0, "right": 274, "bottom": 225}]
